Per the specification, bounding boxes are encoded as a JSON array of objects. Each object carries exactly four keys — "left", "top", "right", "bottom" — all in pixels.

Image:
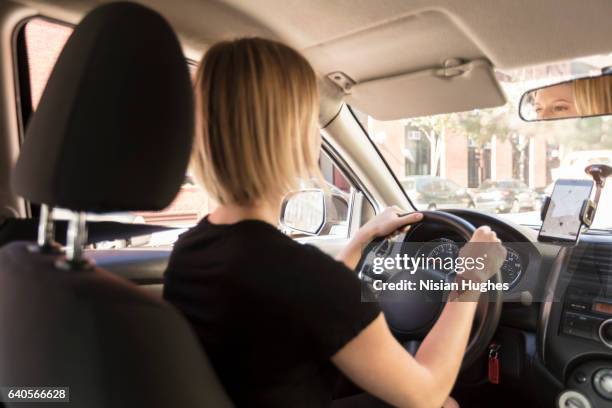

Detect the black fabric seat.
[
  {"left": 0, "top": 3, "right": 232, "bottom": 407},
  {"left": 0, "top": 242, "right": 228, "bottom": 407}
]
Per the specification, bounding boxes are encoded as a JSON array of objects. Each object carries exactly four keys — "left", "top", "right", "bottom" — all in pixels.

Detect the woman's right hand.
[
  {"left": 458, "top": 226, "right": 507, "bottom": 285},
  {"left": 333, "top": 225, "right": 507, "bottom": 408}
]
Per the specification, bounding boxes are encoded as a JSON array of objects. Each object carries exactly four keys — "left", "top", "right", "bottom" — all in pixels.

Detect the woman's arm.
[
  {"left": 332, "top": 227, "right": 506, "bottom": 408},
  {"left": 336, "top": 208, "right": 423, "bottom": 270},
  {"left": 332, "top": 304, "right": 474, "bottom": 408}
]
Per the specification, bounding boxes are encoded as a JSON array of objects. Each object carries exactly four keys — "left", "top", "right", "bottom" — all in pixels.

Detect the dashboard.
[
  {"left": 359, "top": 208, "right": 612, "bottom": 407},
  {"left": 432, "top": 210, "right": 612, "bottom": 407},
  {"left": 539, "top": 232, "right": 612, "bottom": 406},
  {"left": 358, "top": 208, "right": 545, "bottom": 300},
  {"left": 417, "top": 237, "right": 524, "bottom": 290}
]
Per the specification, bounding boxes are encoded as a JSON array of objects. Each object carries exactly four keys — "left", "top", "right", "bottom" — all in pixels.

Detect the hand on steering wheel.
[
  {"left": 356, "top": 209, "right": 504, "bottom": 369},
  {"left": 357, "top": 206, "right": 423, "bottom": 241},
  {"left": 457, "top": 226, "right": 507, "bottom": 288}
]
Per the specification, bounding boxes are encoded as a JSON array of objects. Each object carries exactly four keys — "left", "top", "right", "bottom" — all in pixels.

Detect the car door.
[
  {"left": 515, "top": 181, "right": 533, "bottom": 208},
  {"left": 445, "top": 179, "right": 464, "bottom": 207},
  {"left": 417, "top": 178, "right": 438, "bottom": 209}
]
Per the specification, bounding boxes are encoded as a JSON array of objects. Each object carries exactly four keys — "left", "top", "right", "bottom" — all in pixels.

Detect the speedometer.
[
  {"left": 501, "top": 247, "right": 522, "bottom": 288},
  {"left": 417, "top": 238, "right": 523, "bottom": 290},
  {"left": 427, "top": 238, "right": 459, "bottom": 260}
]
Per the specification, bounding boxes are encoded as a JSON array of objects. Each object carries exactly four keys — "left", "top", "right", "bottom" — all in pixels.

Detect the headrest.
[{"left": 12, "top": 2, "right": 193, "bottom": 212}]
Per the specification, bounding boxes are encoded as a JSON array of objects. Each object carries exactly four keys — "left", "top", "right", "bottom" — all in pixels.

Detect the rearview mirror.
[
  {"left": 520, "top": 72, "right": 612, "bottom": 121},
  {"left": 280, "top": 189, "right": 326, "bottom": 235}
]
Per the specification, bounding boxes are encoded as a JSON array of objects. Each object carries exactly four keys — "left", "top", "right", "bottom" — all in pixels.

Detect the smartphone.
[{"left": 539, "top": 179, "right": 594, "bottom": 243}]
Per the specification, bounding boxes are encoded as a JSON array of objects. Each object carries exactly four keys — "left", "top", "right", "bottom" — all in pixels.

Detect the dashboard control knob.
[
  {"left": 574, "top": 371, "right": 587, "bottom": 384},
  {"left": 598, "top": 319, "right": 612, "bottom": 348},
  {"left": 558, "top": 390, "right": 591, "bottom": 408},
  {"left": 593, "top": 368, "right": 612, "bottom": 400}
]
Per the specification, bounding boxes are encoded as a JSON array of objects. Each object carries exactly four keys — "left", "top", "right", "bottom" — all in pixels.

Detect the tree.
[
  {"left": 401, "top": 113, "right": 462, "bottom": 176},
  {"left": 402, "top": 106, "right": 512, "bottom": 178},
  {"left": 455, "top": 105, "right": 512, "bottom": 146}
]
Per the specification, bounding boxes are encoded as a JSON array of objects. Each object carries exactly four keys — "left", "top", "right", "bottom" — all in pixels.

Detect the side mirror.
[
  {"left": 280, "top": 189, "right": 326, "bottom": 235},
  {"left": 281, "top": 188, "right": 352, "bottom": 237}
]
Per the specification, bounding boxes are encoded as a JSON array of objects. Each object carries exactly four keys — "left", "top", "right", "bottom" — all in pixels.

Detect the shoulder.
[
  {"left": 171, "top": 218, "right": 325, "bottom": 263},
  {"left": 174, "top": 217, "right": 285, "bottom": 251},
  {"left": 169, "top": 217, "right": 353, "bottom": 279}
]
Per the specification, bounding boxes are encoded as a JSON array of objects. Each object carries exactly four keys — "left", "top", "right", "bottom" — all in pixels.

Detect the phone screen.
[{"left": 539, "top": 179, "right": 594, "bottom": 242}]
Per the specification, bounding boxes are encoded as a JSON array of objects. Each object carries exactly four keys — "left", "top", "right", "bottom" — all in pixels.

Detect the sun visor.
[{"left": 346, "top": 60, "right": 506, "bottom": 121}]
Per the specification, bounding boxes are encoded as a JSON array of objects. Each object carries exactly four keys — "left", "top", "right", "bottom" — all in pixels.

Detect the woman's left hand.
[
  {"left": 336, "top": 206, "right": 423, "bottom": 270},
  {"left": 359, "top": 206, "right": 423, "bottom": 241}
]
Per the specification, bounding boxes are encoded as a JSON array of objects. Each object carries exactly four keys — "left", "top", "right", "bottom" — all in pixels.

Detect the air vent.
[{"left": 566, "top": 243, "right": 612, "bottom": 284}]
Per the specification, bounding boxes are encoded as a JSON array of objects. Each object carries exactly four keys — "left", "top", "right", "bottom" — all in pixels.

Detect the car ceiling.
[{"left": 10, "top": 0, "right": 612, "bottom": 119}]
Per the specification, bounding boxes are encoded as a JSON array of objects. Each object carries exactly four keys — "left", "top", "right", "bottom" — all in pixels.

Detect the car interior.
[{"left": 1, "top": 1, "right": 612, "bottom": 407}]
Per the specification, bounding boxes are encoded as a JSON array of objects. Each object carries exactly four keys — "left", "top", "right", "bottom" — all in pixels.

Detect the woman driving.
[{"left": 163, "top": 37, "right": 505, "bottom": 408}]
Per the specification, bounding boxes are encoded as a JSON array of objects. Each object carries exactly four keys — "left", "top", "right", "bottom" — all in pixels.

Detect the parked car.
[
  {"left": 473, "top": 179, "right": 540, "bottom": 213},
  {"left": 400, "top": 176, "right": 474, "bottom": 210}
]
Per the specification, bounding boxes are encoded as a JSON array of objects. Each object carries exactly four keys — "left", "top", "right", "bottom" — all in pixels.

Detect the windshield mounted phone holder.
[
  {"left": 585, "top": 164, "right": 612, "bottom": 199},
  {"left": 539, "top": 164, "right": 612, "bottom": 228},
  {"left": 582, "top": 164, "right": 612, "bottom": 227}
]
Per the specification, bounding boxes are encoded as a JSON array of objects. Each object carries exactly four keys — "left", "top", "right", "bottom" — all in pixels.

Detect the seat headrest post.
[
  {"left": 56, "top": 211, "right": 92, "bottom": 270},
  {"left": 29, "top": 204, "right": 63, "bottom": 254}
]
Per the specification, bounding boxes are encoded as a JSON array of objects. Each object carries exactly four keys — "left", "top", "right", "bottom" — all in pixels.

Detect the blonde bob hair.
[{"left": 192, "top": 37, "right": 321, "bottom": 206}]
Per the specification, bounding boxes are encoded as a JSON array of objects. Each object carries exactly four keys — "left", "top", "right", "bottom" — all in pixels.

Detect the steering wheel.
[{"left": 358, "top": 211, "right": 503, "bottom": 369}]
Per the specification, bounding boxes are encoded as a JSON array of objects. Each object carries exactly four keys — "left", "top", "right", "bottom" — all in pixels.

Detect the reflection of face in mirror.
[
  {"left": 522, "top": 74, "right": 612, "bottom": 121},
  {"left": 533, "top": 83, "right": 578, "bottom": 119}
]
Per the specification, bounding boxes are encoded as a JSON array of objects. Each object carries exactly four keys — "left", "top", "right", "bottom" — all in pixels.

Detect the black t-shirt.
[{"left": 163, "top": 217, "right": 380, "bottom": 407}]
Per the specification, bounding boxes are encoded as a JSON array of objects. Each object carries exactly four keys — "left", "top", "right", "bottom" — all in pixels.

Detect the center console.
[
  {"left": 562, "top": 287, "right": 612, "bottom": 349},
  {"left": 541, "top": 240, "right": 612, "bottom": 407}
]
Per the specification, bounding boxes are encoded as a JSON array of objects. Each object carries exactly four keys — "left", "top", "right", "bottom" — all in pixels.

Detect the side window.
[
  {"left": 420, "top": 180, "right": 435, "bottom": 194},
  {"left": 445, "top": 180, "right": 461, "bottom": 192},
  {"left": 23, "top": 18, "right": 72, "bottom": 110},
  {"left": 402, "top": 180, "right": 415, "bottom": 191},
  {"left": 480, "top": 180, "right": 493, "bottom": 189},
  {"left": 19, "top": 18, "right": 210, "bottom": 248},
  {"left": 433, "top": 180, "right": 445, "bottom": 193},
  {"left": 319, "top": 151, "right": 352, "bottom": 232}
]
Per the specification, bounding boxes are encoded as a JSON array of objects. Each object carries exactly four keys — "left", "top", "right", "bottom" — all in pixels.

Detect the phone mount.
[
  {"left": 540, "top": 164, "right": 612, "bottom": 227},
  {"left": 585, "top": 163, "right": 612, "bottom": 197},
  {"left": 539, "top": 197, "right": 596, "bottom": 227}
]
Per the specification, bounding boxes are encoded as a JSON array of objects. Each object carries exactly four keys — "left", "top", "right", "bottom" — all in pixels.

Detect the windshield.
[{"left": 356, "top": 53, "right": 612, "bottom": 229}]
